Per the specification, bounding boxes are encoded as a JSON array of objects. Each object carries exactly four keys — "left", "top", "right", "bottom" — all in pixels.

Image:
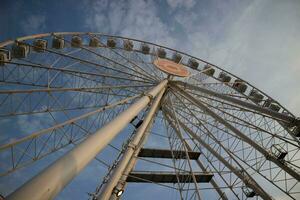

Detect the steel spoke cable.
[
  {"left": 24, "top": 40, "right": 155, "bottom": 83},
  {"left": 173, "top": 99, "right": 299, "bottom": 148},
  {"left": 4, "top": 60, "right": 152, "bottom": 84},
  {"left": 162, "top": 102, "right": 239, "bottom": 199},
  {"left": 88, "top": 34, "right": 158, "bottom": 81},
  {"left": 163, "top": 107, "right": 273, "bottom": 200},
  {"left": 172, "top": 84, "right": 300, "bottom": 181},
  {"left": 171, "top": 103, "right": 296, "bottom": 199},
  {"left": 164, "top": 97, "right": 229, "bottom": 200},
  {"left": 165, "top": 93, "right": 272, "bottom": 195},
  {"left": 167, "top": 101, "right": 299, "bottom": 199},
  {"left": 0, "top": 94, "right": 140, "bottom": 150},
  {"left": 180, "top": 86, "right": 292, "bottom": 125},
  {"left": 162, "top": 110, "right": 242, "bottom": 200},
  {"left": 0, "top": 84, "right": 153, "bottom": 94}
]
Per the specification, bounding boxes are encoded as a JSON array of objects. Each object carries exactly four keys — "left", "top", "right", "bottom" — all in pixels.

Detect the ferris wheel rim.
[
  {"left": 0, "top": 31, "right": 295, "bottom": 118},
  {"left": 0, "top": 31, "right": 299, "bottom": 200}
]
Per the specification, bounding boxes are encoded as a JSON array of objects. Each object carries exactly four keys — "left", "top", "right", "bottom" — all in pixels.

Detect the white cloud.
[
  {"left": 166, "top": 0, "right": 196, "bottom": 10},
  {"left": 173, "top": 0, "right": 300, "bottom": 115},
  {"left": 84, "top": 0, "right": 175, "bottom": 46},
  {"left": 20, "top": 14, "right": 46, "bottom": 35}
]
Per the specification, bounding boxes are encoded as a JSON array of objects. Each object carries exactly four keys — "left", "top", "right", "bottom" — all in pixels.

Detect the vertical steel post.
[
  {"left": 97, "top": 87, "right": 166, "bottom": 200},
  {"left": 7, "top": 80, "right": 168, "bottom": 200}
]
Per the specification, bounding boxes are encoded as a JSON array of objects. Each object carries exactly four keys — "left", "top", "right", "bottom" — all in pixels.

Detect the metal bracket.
[{"left": 143, "top": 92, "right": 154, "bottom": 101}]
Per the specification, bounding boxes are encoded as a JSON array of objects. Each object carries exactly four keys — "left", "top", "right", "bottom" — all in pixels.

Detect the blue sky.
[
  {"left": 1, "top": 0, "right": 300, "bottom": 199},
  {"left": 1, "top": 0, "right": 300, "bottom": 116}
]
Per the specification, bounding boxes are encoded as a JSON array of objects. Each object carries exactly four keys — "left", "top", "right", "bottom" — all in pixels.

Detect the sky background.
[{"left": 1, "top": 0, "right": 300, "bottom": 199}]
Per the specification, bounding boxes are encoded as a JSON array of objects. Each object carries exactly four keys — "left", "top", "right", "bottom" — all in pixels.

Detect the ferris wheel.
[{"left": 0, "top": 32, "right": 299, "bottom": 200}]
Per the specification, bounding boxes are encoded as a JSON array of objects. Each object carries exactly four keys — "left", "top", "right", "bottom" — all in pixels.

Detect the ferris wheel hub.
[{"left": 154, "top": 58, "right": 190, "bottom": 77}]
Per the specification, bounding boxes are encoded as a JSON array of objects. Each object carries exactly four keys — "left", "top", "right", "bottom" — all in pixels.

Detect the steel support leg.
[
  {"left": 97, "top": 87, "right": 166, "bottom": 200},
  {"left": 7, "top": 80, "right": 168, "bottom": 200}
]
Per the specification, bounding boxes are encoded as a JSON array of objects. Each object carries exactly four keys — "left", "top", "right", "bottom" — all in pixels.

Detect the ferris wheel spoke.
[
  {"left": 73, "top": 34, "right": 158, "bottom": 81},
  {"left": 1, "top": 61, "right": 152, "bottom": 91},
  {"left": 179, "top": 122, "right": 241, "bottom": 200},
  {"left": 170, "top": 88, "right": 300, "bottom": 159},
  {"left": 129, "top": 49, "right": 163, "bottom": 80},
  {"left": 171, "top": 98, "right": 298, "bottom": 194},
  {"left": 163, "top": 107, "right": 229, "bottom": 200},
  {"left": 0, "top": 84, "right": 150, "bottom": 117},
  {"left": 172, "top": 81, "right": 297, "bottom": 125},
  {"left": 25, "top": 47, "right": 152, "bottom": 84},
  {"left": 183, "top": 96, "right": 300, "bottom": 148},
  {"left": 0, "top": 84, "right": 153, "bottom": 94},
  {"left": 171, "top": 90, "right": 298, "bottom": 159},
  {"left": 188, "top": 96, "right": 300, "bottom": 160},
  {"left": 173, "top": 100, "right": 297, "bottom": 173},
  {"left": 170, "top": 116, "right": 268, "bottom": 199},
  {"left": 19, "top": 57, "right": 152, "bottom": 84},
  {"left": 173, "top": 105, "right": 298, "bottom": 199},
  {"left": 88, "top": 34, "right": 159, "bottom": 82},
  {"left": 0, "top": 94, "right": 139, "bottom": 176},
  {"left": 173, "top": 86, "right": 300, "bottom": 182},
  {"left": 163, "top": 108, "right": 273, "bottom": 200},
  {"left": 163, "top": 104, "right": 202, "bottom": 200},
  {"left": 162, "top": 118, "right": 186, "bottom": 199},
  {"left": 25, "top": 39, "right": 156, "bottom": 83},
  {"left": 184, "top": 90, "right": 293, "bottom": 132}
]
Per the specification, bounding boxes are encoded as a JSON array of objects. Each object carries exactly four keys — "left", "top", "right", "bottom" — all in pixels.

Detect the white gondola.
[
  {"left": 52, "top": 35, "right": 64, "bottom": 49},
  {"left": 33, "top": 39, "right": 47, "bottom": 52},
  {"left": 242, "top": 186, "right": 256, "bottom": 198},
  {"left": 107, "top": 38, "right": 116, "bottom": 48},
  {"left": 263, "top": 99, "right": 272, "bottom": 107},
  {"left": 172, "top": 53, "right": 182, "bottom": 63},
  {"left": 293, "top": 126, "right": 300, "bottom": 137},
  {"left": 233, "top": 79, "right": 247, "bottom": 93},
  {"left": 12, "top": 43, "right": 29, "bottom": 58},
  {"left": 249, "top": 89, "right": 264, "bottom": 103},
  {"left": 203, "top": 64, "right": 215, "bottom": 76},
  {"left": 0, "top": 49, "right": 11, "bottom": 65},
  {"left": 188, "top": 58, "right": 199, "bottom": 69},
  {"left": 269, "top": 103, "right": 280, "bottom": 112},
  {"left": 123, "top": 40, "right": 133, "bottom": 51},
  {"left": 271, "top": 144, "right": 288, "bottom": 160},
  {"left": 71, "top": 36, "right": 82, "bottom": 47},
  {"left": 89, "top": 37, "right": 100, "bottom": 47},
  {"left": 218, "top": 72, "right": 231, "bottom": 82},
  {"left": 140, "top": 43, "right": 150, "bottom": 54},
  {"left": 157, "top": 48, "right": 166, "bottom": 58}
]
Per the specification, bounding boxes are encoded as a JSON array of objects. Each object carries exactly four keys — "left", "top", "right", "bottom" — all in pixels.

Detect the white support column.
[
  {"left": 7, "top": 80, "right": 168, "bottom": 200},
  {"left": 97, "top": 87, "right": 166, "bottom": 200}
]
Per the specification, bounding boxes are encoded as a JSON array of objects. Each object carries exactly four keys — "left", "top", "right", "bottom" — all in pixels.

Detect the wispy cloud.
[
  {"left": 84, "top": 0, "right": 175, "bottom": 46},
  {"left": 173, "top": 0, "right": 300, "bottom": 115},
  {"left": 20, "top": 14, "right": 46, "bottom": 35},
  {"left": 166, "top": 0, "right": 196, "bottom": 10}
]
